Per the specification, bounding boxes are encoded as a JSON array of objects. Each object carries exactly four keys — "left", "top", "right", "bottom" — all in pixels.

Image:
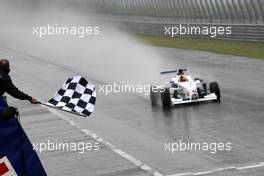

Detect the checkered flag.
[{"left": 47, "top": 75, "right": 96, "bottom": 117}]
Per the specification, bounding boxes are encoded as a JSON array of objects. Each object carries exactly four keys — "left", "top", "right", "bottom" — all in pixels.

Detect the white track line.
[
  {"left": 237, "top": 164, "right": 263, "bottom": 170},
  {"left": 168, "top": 163, "right": 264, "bottom": 176},
  {"left": 42, "top": 105, "right": 264, "bottom": 176},
  {"left": 43, "top": 106, "right": 164, "bottom": 176}
]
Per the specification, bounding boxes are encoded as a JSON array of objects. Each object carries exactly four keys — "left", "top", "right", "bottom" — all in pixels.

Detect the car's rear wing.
[
  {"left": 160, "top": 70, "right": 177, "bottom": 74},
  {"left": 160, "top": 69, "right": 187, "bottom": 74}
]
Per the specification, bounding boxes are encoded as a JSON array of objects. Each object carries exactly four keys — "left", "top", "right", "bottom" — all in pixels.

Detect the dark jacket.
[{"left": 0, "top": 72, "right": 32, "bottom": 101}]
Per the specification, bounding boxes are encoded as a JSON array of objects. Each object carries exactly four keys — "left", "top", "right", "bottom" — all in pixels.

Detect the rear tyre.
[
  {"left": 161, "top": 88, "right": 171, "bottom": 108},
  {"left": 150, "top": 85, "right": 159, "bottom": 106},
  {"left": 209, "top": 82, "right": 221, "bottom": 102}
]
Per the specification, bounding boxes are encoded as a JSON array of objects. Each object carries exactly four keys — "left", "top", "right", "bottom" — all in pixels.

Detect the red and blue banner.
[{"left": 0, "top": 99, "right": 47, "bottom": 176}]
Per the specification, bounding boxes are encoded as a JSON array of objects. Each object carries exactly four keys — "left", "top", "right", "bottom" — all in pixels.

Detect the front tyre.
[
  {"left": 210, "top": 82, "right": 221, "bottom": 102},
  {"left": 161, "top": 88, "right": 171, "bottom": 108}
]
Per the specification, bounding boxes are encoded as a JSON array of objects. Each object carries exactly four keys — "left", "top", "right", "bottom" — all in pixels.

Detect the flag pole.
[{"left": 37, "top": 102, "right": 87, "bottom": 117}]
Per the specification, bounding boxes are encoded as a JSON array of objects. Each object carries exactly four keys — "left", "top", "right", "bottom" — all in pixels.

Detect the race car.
[{"left": 150, "top": 69, "right": 220, "bottom": 108}]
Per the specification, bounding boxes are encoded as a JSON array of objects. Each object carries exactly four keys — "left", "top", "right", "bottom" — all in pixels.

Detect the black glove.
[{"left": 0, "top": 107, "right": 18, "bottom": 121}]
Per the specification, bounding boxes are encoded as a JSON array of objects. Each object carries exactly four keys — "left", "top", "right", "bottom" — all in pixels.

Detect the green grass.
[{"left": 137, "top": 35, "right": 264, "bottom": 59}]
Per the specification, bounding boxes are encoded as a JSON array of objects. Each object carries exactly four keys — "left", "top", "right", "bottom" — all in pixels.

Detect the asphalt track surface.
[{"left": 1, "top": 44, "right": 264, "bottom": 176}]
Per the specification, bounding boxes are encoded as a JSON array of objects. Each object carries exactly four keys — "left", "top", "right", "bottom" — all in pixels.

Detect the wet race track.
[
  {"left": 0, "top": 1, "right": 264, "bottom": 175},
  {"left": 0, "top": 43, "right": 264, "bottom": 175}
]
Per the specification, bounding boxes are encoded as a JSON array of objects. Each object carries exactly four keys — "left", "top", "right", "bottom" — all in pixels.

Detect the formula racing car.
[{"left": 150, "top": 69, "right": 220, "bottom": 108}]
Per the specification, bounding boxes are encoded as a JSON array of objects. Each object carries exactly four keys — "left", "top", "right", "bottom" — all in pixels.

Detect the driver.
[{"left": 178, "top": 69, "right": 188, "bottom": 82}]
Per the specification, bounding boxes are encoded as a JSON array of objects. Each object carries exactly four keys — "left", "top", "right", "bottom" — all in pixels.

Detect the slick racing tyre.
[
  {"left": 150, "top": 85, "right": 159, "bottom": 106},
  {"left": 210, "top": 82, "right": 221, "bottom": 102},
  {"left": 161, "top": 88, "right": 171, "bottom": 108}
]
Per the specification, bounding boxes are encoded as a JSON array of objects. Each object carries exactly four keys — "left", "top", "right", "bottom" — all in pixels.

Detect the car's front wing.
[{"left": 171, "top": 93, "right": 217, "bottom": 105}]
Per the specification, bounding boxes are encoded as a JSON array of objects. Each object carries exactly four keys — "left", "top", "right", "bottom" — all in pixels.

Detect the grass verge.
[{"left": 137, "top": 35, "right": 264, "bottom": 59}]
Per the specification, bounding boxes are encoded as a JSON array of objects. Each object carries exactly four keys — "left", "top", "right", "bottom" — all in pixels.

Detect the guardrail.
[
  {"left": 92, "top": 0, "right": 264, "bottom": 24},
  {"left": 30, "top": 0, "right": 264, "bottom": 42},
  {"left": 89, "top": 0, "right": 264, "bottom": 42}
]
